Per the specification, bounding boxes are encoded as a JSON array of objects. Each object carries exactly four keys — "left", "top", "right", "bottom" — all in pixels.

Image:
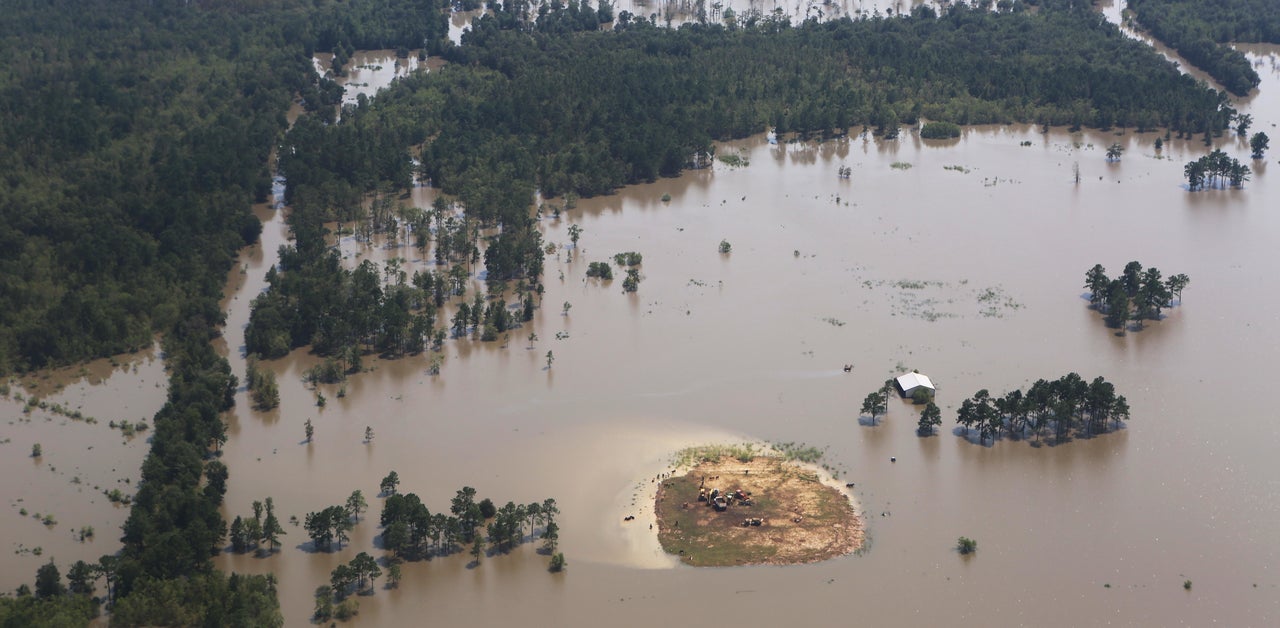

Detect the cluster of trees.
[
  {"left": 380, "top": 485, "right": 561, "bottom": 561},
  {"left": 920, "top": 121, "right": 962, "bottom": 139},
  {"left": 1250, "top": 132, "right": 1270, "bottom": 159},
  {"left": 229, "top": 498, "right": 287, "bottom": 555},
  {"left": 1128, "top": 0, "right": 1276, "bottom": 95},
  {"left": 956, "top": 374, "right": 1130, "bottom": 444},
  {"left": 245, "top": 357, "right": 281, "bottom": 410},
  {"left": 1085, "top": 262, "right": 1189, "bottom": 329},
  {"left": 1182, "top": 149, "right": 1252, "bottom": 191}
]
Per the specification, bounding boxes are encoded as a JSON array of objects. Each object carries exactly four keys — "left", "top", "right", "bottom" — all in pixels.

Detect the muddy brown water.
[{"left": 1, "top": 21, "right": 1276, "bottom": 628}]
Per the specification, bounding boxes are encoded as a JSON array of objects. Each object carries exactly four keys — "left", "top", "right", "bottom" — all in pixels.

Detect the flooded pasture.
[{"left": 1, "top": 7, "right": 1276, "bottom": 627}]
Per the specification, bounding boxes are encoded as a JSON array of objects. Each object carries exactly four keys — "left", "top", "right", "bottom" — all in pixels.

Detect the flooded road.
[{"left": 212, "top": 37, "right": 1280, "bottom": 625}]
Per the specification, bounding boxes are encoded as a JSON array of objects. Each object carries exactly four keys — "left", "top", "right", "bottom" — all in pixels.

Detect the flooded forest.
[{"left": 2, "top": 0, "right": 1278, "bottom": 626}]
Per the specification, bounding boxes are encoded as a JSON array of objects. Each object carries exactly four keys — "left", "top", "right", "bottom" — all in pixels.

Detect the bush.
[
  {"left": 586, "top": 262, "right": 613, "bottom": 280},
  {"left": 920, "top": 121, "right": 962, "bottom": 139},
  {"left": 957, "top": 536, "right": 977, "bottom": 555},
  {"left": 718, "top": 240, "right": 732, "bottom": 254}
]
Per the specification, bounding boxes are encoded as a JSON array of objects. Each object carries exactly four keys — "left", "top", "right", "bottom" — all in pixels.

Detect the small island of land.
[{"left": 654, "top": 453, "right": 863, "bottom": 567}]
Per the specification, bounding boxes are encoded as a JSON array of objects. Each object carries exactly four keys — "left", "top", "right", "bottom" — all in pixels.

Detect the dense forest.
[{"left": 1128, "top": 0, "right": 1275, "bottom": 95}]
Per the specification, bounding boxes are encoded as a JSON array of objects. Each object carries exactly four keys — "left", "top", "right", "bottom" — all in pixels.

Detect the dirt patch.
[{"left": 654, "top": 456, "right": 863, "bottom": 566}]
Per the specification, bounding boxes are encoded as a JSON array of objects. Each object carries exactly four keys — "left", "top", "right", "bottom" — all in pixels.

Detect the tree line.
[
  {"left": 1084, "top": 262, "right": 1188, "bottom": 329},
  {"left": 1128, "top": 0, "right": 1276, "bottom": 96}
]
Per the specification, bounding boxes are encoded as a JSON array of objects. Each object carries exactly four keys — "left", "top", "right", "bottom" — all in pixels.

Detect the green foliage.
[
  {"left": 1128, "top": 0, "right": 1271, "bottom": 95},
  {"left": 956, "top": 373, "right": 1131, "bottom": 444},
  {"left": 918, "top": 402, "right": 943, "bottom": 436},
  {"left": 613, "top": 252, "right": 644, "bottom": 267},
  {"left": 860, "top": 391, "right": 888, "bottom": 423},
  {"left": 586, "top": 262, "right": 614, "bottom": 280},
  {"left": 1085, "top": 262, "right": 1185, "bottom": 324},
  {"left": 957, "top": 536, "right": 978, "bottom": 555},
  {"left": 1251, "top": 132, "right": 1270, "bottom": 159},
  {"left": 0, "top": 592, "right": 95, "bottom": 626},
  {"left": 246, "top": 357, "right": 280, "bottom": 411},
  {"left": 920, "top": 121, "right": 962, "bottom": 139},
  {"left": 549, "top": 552, "right": 567, "bottom": 572},
  {"left": 30, "top": 443, "right": 41, "bottom": 458},
  {"left": 718, "top": 240, "right": 732, "bottom": 254},
  {"left": 622, "top": 268, "right": 642, "bottom": 293},
  {"left": 108, "top": 572, "right": 282, "bottom": 627},
  {"left": 771, "top": 442, "right": 824, "bottom": 463}
]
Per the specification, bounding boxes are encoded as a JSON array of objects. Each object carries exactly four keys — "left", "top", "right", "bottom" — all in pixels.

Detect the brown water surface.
[{"left": 209, "top": 39, "right": 1280, "bottom": 625}]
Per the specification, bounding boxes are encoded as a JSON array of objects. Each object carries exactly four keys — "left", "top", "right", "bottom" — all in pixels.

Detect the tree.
[
  {"left": 387, "top": 563, "right": 402, "bottom": 588},
  {"left": 304, "top": 419, "right": 314, "bottom": 443},
  {"left": 1250, "top": 132, "right": 1269, "bottom": 159},
  {"left": 470, "top": 535, "right": 484, "bottom": 564},
  {"left": 917, "top": 402, "right": 942, "bottom": 436},
  {"left": 1236, "top": 113, "right": 1253, "bottom": 136},
  {"left": 1184, "top": 159, "right": 1206, "bottom": 191},
  {"left": 860, "top": 391, "right": 887, "bottom": 424},
  {"left": 380, "top": 471, "right": 400, "bottom": 496},
  {"left": 718, "top": 239, "right": 732, "bottom": 254},
  {"left": 1165, "top": 273, "right": 1190, "bottom": 305},
  {"left": 349, "top": 552, "right": 381, "bottom": 592},
  {"left": 365, "top": 426, "right": 374, "bottom": 443},
  {"left": 346, "top": 490, "right": 367, "bottom": 523},
  {"left": 229, "top": 516, "right": 248, "bottom": 553},
  {"left": 549, "top": 552, "right": 567, "bottom": 572},
  {"left": 1105, "top": 143, "right": 1123, "bottom": 161},
  {"left": 35, "top": 561, "right": 64, "bottom": 599},
  {"left": 313, "top": 586, "right": 334, "bottom": 621},
  {"left": 546, "top": 350, "right": 554, "bottom": 369},
  {"left": 31, "top": 443, "right": 41, "bottom": 458},
  {"left": 957, "top": 536, "right": 978, "bottom": 555},
  {"left": 66, "top": 560, "right": 95, "bottom": 596},
  {"left": 567, "top": 224, "right": 583, "bottom": 248},
  {"left": 541, "top": 520, "right": 560, "bottom": 552},
  {"left": 262, "top": 497, "right": 285, "bottom": 553},
  {"left": 1084, "top": 264, "right": 1109, "bottom": 307}
]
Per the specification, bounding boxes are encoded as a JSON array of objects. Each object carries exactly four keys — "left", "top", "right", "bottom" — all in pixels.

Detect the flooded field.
[
  {"left": 0, "top": 346, "right": 166, "bottom": 588},
  {"left": 2, "top": 5, "right": 1276, "bottom": 627},
  {"left": 211, "top": 36, "right": 1279, "bottom": 625}
]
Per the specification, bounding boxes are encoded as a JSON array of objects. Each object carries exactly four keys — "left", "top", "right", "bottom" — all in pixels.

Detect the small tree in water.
[{"left": 957, "top": 536, "right": 977, "bottom": 555}]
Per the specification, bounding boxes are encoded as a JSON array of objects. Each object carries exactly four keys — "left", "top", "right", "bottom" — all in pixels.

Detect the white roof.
[{"left": 896, "top": 372, "right": 935, "bottom": 391}]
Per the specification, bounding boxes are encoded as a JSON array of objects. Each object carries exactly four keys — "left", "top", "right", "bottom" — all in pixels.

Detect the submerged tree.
[
  {"left": 1251, "top": 132, "right": 1269, "bottom": 159},
  {"left": 860, "top": 391, "right": 888, "bottom": 425},
  {"left": 917, "top": 402, "right": 942, "bottom": 436}
]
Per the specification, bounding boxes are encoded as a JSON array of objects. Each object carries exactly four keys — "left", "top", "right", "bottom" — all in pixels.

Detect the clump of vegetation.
[
  {"left": 31, "top": 443, "right": 41, "bottom": 458},
  {"left": 956, "top": 373, "right": 1130, "bottom": 445},
  {"left": 718, "top": 240, "right": 732, "bottom": 254},
  {"left": 549, "top": 553, "right": 567, "bottom": 572},
  {"left": 920, "top": 121, "right": 961, "bottom": 139},
  {"left": 246, "top": 356, "right": 280, "bottom": 410},
  {"left": 586, "top": 262, "right": 613, "bottom": 280},
  {"left": 622, "top": 268, "right": 641, "bottom": 293},
  {"left": 1084, "top": 262, "right": 1188, "bottom": 330},
  {"left": 718, "top": 153, "right": 749, "bottom": 168},
  {"left": 917, "top": 402, "right": 943, "bottom": 436},
  {"left": 613, "top": 251, "right": 643, "bottom": 266},
  {"left": 890, "top": 161, "right": 913, "bottom": 170},
  {"left": 957, "top": 536, "right": 978, "bottom": 555},
  {"left": 660, "top": 193, "right": 672, "bottom": 202},
  {"left": 771, "top": 442, "right": 824, "bottom": 464},
  {"left": 1183, "top": 579, "right": 1193, "bottom": 590},
  {"left": 1183, "top": 149, "right": 1250, "bottom": 190}
]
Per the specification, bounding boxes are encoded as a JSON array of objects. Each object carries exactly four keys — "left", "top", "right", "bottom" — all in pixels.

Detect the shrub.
[
  {"left": 921, "top": 121, "right": 962, "bottom": 139},
  {"left": 957, "top": 536, "right": 977, "bottom": 555}
]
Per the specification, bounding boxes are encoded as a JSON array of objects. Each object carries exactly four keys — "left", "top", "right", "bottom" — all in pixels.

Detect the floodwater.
[
  {"left": 0, "top": 9, "right": 1274, "bottom": 628},
  {"left": 211, "top": 31, "right": 1280, "bottom": 626},
  {"left": 0, "top": 345, "right": 166, "bottom": 588}
]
